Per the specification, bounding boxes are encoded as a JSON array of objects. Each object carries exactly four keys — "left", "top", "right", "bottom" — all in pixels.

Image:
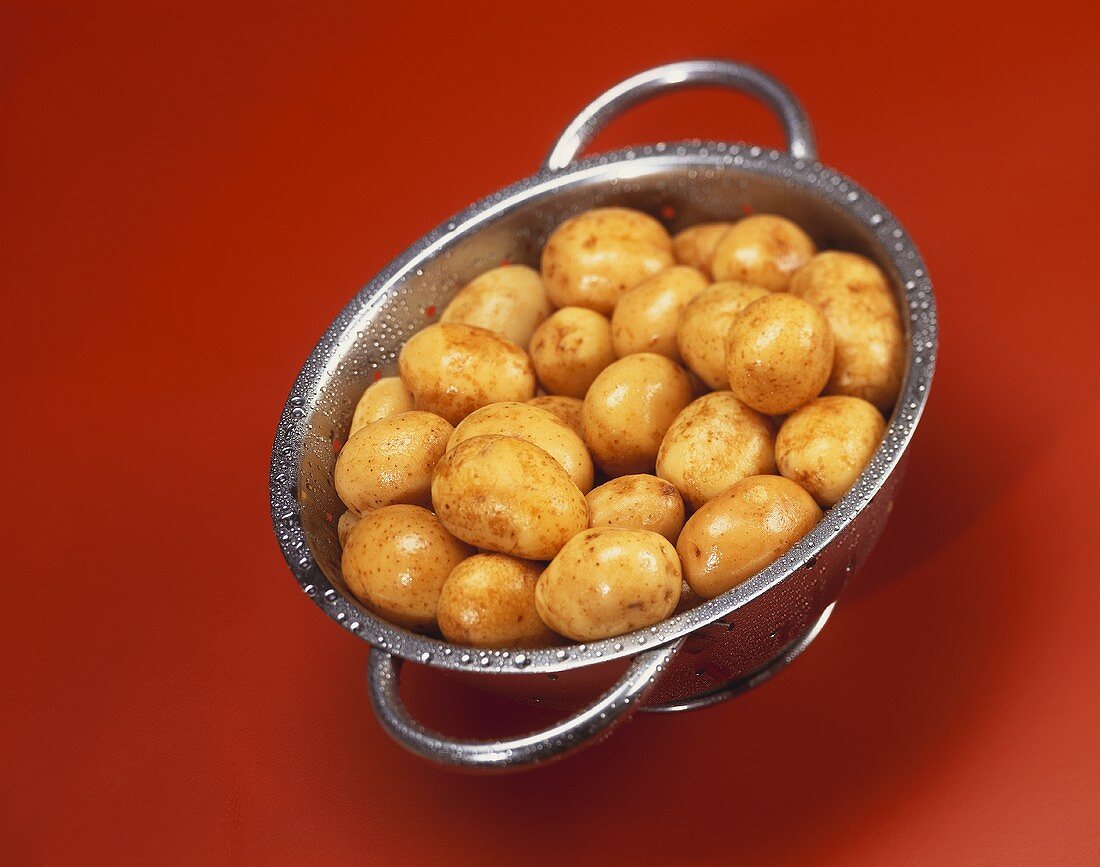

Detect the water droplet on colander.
[
  {"left": 513, "top": 654, "right": 529, "bottom": 668},
  {"left": 460, "top": 653, "right": 471, "bottom": 664},
  {"left": 613, "top": 643, "right": 623, "bottom": 652},
  {"left": 420, "top": 651, "right": 432, "bottom": 663},
  {"left": 555, "top": 649, "right": 568, "bottom": 660}
]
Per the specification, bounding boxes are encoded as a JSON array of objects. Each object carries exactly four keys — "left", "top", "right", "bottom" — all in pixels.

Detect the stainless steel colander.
[{"left": 270, "top": 59, "right": 938, "bottom": 771}]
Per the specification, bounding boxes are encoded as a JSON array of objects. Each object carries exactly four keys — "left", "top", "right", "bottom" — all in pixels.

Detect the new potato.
[
  {"left": 586, "top": 474, "right": 685, "bottom": 542},
  {"left": 341, "top": 505, "right": 473, "bottom": 630},
  {"left": 334, "top": 410, "right": 453, "bottom": 516},
  {"left": 541, "top": 207, "right": 674, "bottom": 314},
  {"left": 776, "top": 395, "right": 885, "bottom": 506},
  {"left": 610, "top": 265, "right": 708, "bottom": 360},
  {"left": 676, "top": 281, "right": 769, "bottom": 389},
  {"left": 448, "top": 401, "right": 594, "bottom": 492},
  {"left": 789, "top": 251, "right": 904, "bottom": 412},
  {"left": 398, "top": 323, "right": 536, "bottom": 424},
  {"left": 711, "top": 214, "right": 816, "bottom": 291},
  {"left": 725, "top": 293, "right": 835, "bottom": 415},
  {"left": 535, "top": 528, "right": 682, "bottom": 641},
  {"left": 526, "top": 395, "right": 585, "bottom": 437},
  {"left": 672, "top": 222, "right": 733, "bottom": 276},
  {"left": 528, "top": 306, "right": 616, "bottom": 399},
  {"left": 677, "top": 475, "right": 822, "bottom": 598},
  {"left": 431, "top": 434, "right": 589, "bottom": 560},
  {"left": 437, "top": 554, "right": 556, "bottom": 648},
  {"left": 582, "top": 353, "right": 693, "bottom": 476},
  {"left": 656, "top": 391, "right": 777, "bottom": 509},
  {"left": 337, "top": 510, "right": 360, "bottom": 546},
  {"left": 349, "top": 376, "right": 415, "bottom": 435},
  {"left": 440, "top": 264, "right": 553, "bottom": 348}
]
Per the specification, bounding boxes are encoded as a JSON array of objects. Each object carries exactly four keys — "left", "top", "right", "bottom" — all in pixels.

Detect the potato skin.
[
  {"left": 350, "top": 376, "right": 415, "bottom": 436},
  {"left": 334, "top": 410, "right": 453, "bottom": 516},
  {"left": 337, "top": 510, "right": 360, "bottom": 546},
  {"left": 526, "top": 395, "right": 585, "bottom": 437},
  {"left": 540, "top": 207, "right": 674, "bottom": 314},
  {"left": 725, "top": 293, "right": 835, "bottom": 415},
  {"left": 585, "top": 474, "right": 685, "bottom": 542},
  {"left": 672, "top": 222, "right": 733, "bottom": 276},
  {"left": 789, "top": 251, "right": 904, "bottom": 413},
  {"left": 775, "top": 396, "right": 885, "bottom": 506},
  {"left": 677, "top": 281, "right": 769, "bottom": 389},
  {"left": 610, "top": 265, "right": 708, "bottom": 360},
  {"left": 437, "top": 554, "right": 557, "bottom": 648},
  {"left": 447, "top": 401, "right": 594, "bottom": 492},
  {"left": 440, "top": 264, "right": 552, "bottom": 349},
  {"left": 711, "top": 214, "right": 816, "bottom": 291},
  {"left": 341, "top": 505, "right": 473, "bottom": 630},
  {"left": 656, "top": 391, "right": 776, "bottom": 509},
  {"left": 535, "top": 528, "right": 682, "bottom": 641},
  {"left": 582, "top": 353, "right": 693, "bottom": 476},
  {"left": 528, "top": 307, "right": 617, "bottom": 398},
  {"left": 431, "top": 434, "right": 589, "bottom": 560},
  {"left": 677, "top": 475, "right": 822, "bottom": 599},
  {"left": 398, "top": 323, "right": 536, "bottom": 424}
]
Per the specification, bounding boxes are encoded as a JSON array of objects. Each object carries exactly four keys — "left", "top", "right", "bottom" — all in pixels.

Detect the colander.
[{"left": 270, "top": 59, "right": 938, "bottom": 771}]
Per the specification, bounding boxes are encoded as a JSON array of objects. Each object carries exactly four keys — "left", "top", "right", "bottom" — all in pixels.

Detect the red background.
[{"left": 3, "top": 1, "right": 1099, "bottom": 863}]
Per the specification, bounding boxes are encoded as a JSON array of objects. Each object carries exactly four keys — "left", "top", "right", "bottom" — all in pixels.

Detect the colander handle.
[
  {"left": 368, "top": 640, "right": 682, "bottom": 771},
  {"left": 543, "top": 58, "right": 817, "bottom": 171}
]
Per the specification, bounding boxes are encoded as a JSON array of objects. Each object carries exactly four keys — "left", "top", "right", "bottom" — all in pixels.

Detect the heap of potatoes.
[{"left": 334, "top": 208, "right": 904, "bottom": 647}]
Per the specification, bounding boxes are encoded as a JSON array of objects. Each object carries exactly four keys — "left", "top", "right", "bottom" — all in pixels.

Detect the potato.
[
  {"left": 676, "top": 281, "right": 769, "bottom": 389},
  {"left": 711, "top": 214, "right": 816, "bottom": 291},
  {"left": 672, "top": 222, "right": 733, "bottom": 276},
  {"left": 656, "top": 391, "right": 776, "bottom": 509},
  {"left": 448, "top": 401, "right": 594, "bottom": 492},
  {"left": 349, "top": 376, "right": 415, "bottom": 436},
  {"left": 541, "top": 207, "right": 674, "bottom": 314},
  {"left": 337, "top": 510, "right": 360, "bottom": 546},
  {"left": 437, "top": 554, "right": 557, "bottom": 648},
  {"left": 440, "top": 264, "right": 552, "bottom": 348},
  {"left": 535, "top": 528, "right": 682, "bottom": 641},
  {"left": 528, "top": 306, "right": 616, "bottom": 398},
  {"left": 775, "top": 396, "right": 885, "bottom": 506},
  {"left": 398, "top": 323, "right": 536, "bottom": 424},
  {"left": 582, "top": 353, "right": 693, "bottom": 476},
  {"left": 341, "top": 505, "right": 473, "bottom": 630},
  {"left": 725, "top": 293, "right": 835, "bottom": 415},
  {"left": 586, "top": 474, "right": 685, "bottom": 542},
  {"left": 789, "top": 251, "right": 904, "bottom": 412},
  {"left": 610, "top": 265, "right": 708, "bottom": 360},
  {"left": 431, "top": 434, "right": 588, "bottom": 559},
  {"left": 334, "top": 410, "right": 452, "bottom": 516},
  {"left": 677, "top": 475, "right": 822, "bottom": 599},
  {"left": 526, "top": 395, "right": 584, "bottom": 437}
]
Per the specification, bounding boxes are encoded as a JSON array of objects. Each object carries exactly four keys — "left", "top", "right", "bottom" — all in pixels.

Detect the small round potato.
[
  {"left": 540, "top": 207, "right": 674, "bottom": 314},
  {"left": 610, "top": 265, "right": 708, "bottom": 360},
  {"left": 656, "top": 391, "right": 777, "bottom": 509},
  {"left": 341, "top": 505, "right": 473, "bottom": 630},
  {"left": 398, "top": 323, "right": 536, "bottom": 424},
  {"left": 431, "top": 435, "right": 589, "bottom": 560},
  {"left": 789, "top": 251, "right": 904, "bottom": 412},
  {"left": 582, "top": 353, "right": 693, "bottom": 476},
  {"left": 448, "top": 401, "right": 594, "bottom": 492},
  {"left": 586, "top": 474, "right": 685, "bottom": 542},
  {"left": 725, "top": 293, "right": 835, "bottom": 415},
  {"left": 349, "top": 376, "right": 415, "bottom": 436},
  {"left": 337, "top": 510, "right": 360, "bottom": 546},
  {"left": 437, "top": 554, "right": 557, "bottom": 648},
  {"left": 535, "top": 528, "right": 682, "bottom": 641},
  {"left": 672, "top": 222, "right": 733, "bottom": 276},
  {"left": 528, "top": 306, "right": 617, "bottom": 398},
  {"left": 711, "top": 214, "right": 816, "bottom": 291},
  {"left": 334, "top": 410, "right": 453, "bottom": 516},
  {"left": 775, "top": 396, "right": 885, "bottom": 506},
  {"left": 526, "top": 395, "right": 585, "bottom": 438},
  {"left": 677, "top": 475, "right": 822, "bottom": 599},
  {"left": 676, "top": 281, "right": 769, "bottom": 389},
  {"left": 440, "top": 264, "right": 553, "bottom": 349}
]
